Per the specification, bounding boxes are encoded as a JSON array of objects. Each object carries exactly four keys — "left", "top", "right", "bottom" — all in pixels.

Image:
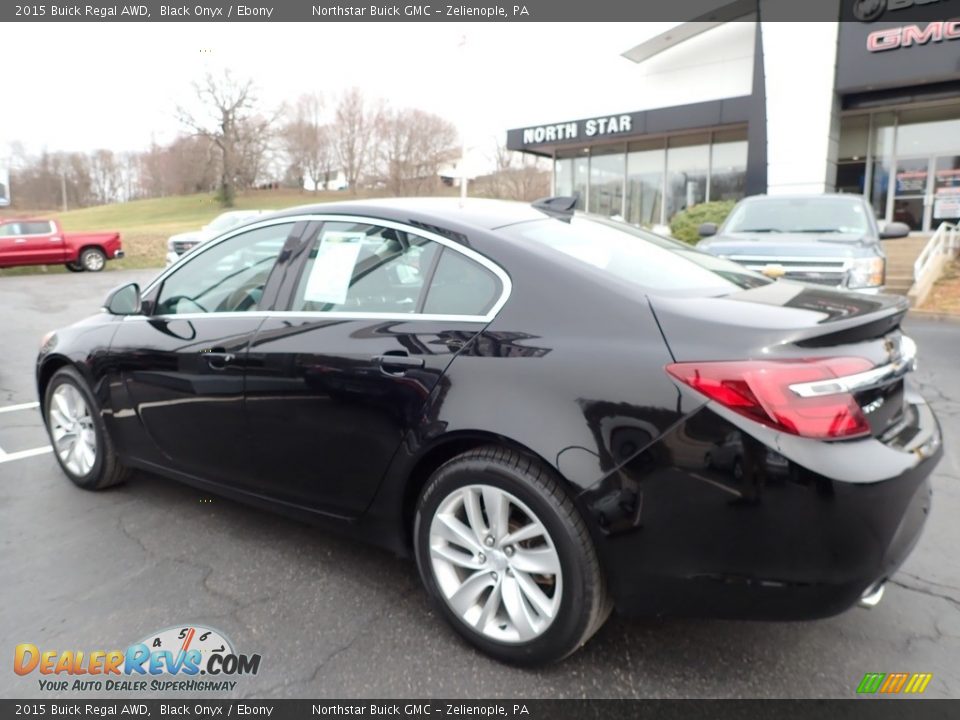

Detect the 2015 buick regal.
[{"left": 37, "top": 198, "right": 941, "bottom": 665}]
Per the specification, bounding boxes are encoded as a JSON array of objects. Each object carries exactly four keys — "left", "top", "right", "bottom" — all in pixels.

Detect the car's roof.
[{"left": 264, "top": 197, "right": 550, "bottom": 232}]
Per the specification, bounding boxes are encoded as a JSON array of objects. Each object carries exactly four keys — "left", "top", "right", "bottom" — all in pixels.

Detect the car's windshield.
[
  {"left": 500, "top": 217, "right": 770, "bottom": 293},
  {"left": 723, "top": 197, "right": 871, "bottom": 234}
]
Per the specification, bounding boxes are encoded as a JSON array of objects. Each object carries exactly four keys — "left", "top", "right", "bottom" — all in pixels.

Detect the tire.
[
  {"left": 44, "top": 366, "right": 129, "bottom": 490},
  {"left": 65, "top": 261, "right": 84, "bottom": 272},
  {"left": 79, "top": 247, "right": 107, "bottom": 272},
  {"left": 414, "top": 446, "right": 611, "bottom": 665}
]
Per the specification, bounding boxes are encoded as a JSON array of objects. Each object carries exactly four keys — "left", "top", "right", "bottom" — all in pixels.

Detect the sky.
[{"left": 2, "top": 22, "right": 674, "bottom": 162}]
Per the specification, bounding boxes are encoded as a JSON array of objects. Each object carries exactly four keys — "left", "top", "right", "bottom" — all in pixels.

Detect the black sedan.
[{"left": 36, "top": 198, "right": 942, "bottom": 665}]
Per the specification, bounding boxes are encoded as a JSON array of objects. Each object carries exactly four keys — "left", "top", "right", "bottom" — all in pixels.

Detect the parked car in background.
[
  {"left": 0, "top": 218, "right": 123, "bottom": 272},
  {"left": 37, "top": 198, "right": 940, "bottom": 664},
  {"left": 165, "top": 210, "right": 270, "bottom": 266},
  {"left": 696, "top": 194, "right": 910, "bottom": 293}
]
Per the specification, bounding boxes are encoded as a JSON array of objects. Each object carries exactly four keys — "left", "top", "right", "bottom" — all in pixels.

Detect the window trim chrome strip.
[
  {"left": 788, "top": 336, "right": 917, "bottom": 398},
  {"left": 139, "top": 213, "right": 512, "bottom": 324}
]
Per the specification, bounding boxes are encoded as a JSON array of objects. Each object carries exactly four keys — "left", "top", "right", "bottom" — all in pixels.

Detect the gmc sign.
[{"left": 867, "top": 20, "right": 960, "bottom": 51}]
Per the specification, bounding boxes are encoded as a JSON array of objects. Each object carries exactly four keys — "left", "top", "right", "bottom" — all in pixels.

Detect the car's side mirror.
[
  {"left": 103, "top": 283, "right": 141, "bottom": 315},
  {"left": 698, "top": 222, "right": 718, "bottom": 238},
  {"left": 879, "top": 221, "right": 910, "bottom": 239}
]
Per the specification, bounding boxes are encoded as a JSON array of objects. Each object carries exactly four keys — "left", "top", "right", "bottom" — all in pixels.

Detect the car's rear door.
[
  {"left": 243, "top": 216, "right": 510, "bottom": 517},
  {"left": 106, "top": 218, "right": 304, "bottom": 487}
]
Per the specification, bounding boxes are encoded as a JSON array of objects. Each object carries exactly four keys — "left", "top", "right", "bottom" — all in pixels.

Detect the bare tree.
[
  {"left": 177, "top": 71, "right": 265, "bottom": 207},
  {"left": 476, "top": 137, "right": 551, "bottom": 201},
  {"left": 89, "top": 149, "right": 122, "bottom": 205},
  {"left": 282, "top": 94, "right": 337, "bottom": 192},
  {"left": 378, "top": 108, "right": 459, "bottom": 196},
  {"left": 334, "top": 87, "right": 382, "bottom": 194}
]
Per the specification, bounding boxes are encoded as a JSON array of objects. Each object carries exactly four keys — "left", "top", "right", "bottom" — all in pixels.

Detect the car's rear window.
[{"left": 499, "top": 217, "right": 770, "bottom": 292}]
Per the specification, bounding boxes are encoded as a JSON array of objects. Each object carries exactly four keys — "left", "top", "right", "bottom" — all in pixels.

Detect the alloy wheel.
[
  {"left": 428, "top": 484, "right": 562, "bottom": 643},
  {"left": 83, "top": 251, "right": 105, "bottom": 271},
  {"left": 48, "top": 383, "right": 98, "bottom": 476}
]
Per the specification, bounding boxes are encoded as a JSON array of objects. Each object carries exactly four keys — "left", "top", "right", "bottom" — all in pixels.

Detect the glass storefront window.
[
  {"left": 933, "top": 155, "right": 960, "bottom": 224},
  {"left": 896, "top": 107, "right": 960, "bottom": 158},
  {"left": 626, "top": 139, "right": 665, "bottom": 227},
  {"left": 588, "top": 145, "right": 625, "bottom": 218},
  {"left": 869, "top": 112, "right": 896, "bottom": 221},
  {"left": 839, "top": 115, "right": 869, "bottom": 161},
  {"left": 709, "top": 128, "right": 747, "bottom": 202},
  {"left": 555, "top": 157, "right": 573, "bottom": 197},
  {"left": 573, "top": 154, "right": 589, "bottom": 211},
  {"left": 556, "top": 151, "right": 588, "bottom": 209},
  {"left": 666, "top": 134, "right": 709, "bottom": 222},
  {"left": 553, "top": 127, "right": 748, "bottom": 227}
]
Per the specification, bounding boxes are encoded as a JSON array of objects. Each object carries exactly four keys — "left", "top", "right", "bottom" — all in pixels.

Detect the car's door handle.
[
  {"left": 14, "top": 238, "right": 26, "bottom": 243},
  {"left": 204, "top": 350, "right": 236, "bottom": 370},
  {"left": 373, "top": 353, "right": 425, "bottom": 373}
]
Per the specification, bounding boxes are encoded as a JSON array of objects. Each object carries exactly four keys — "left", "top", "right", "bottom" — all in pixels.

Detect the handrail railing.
[{"left": 914, "top": 221, "right": 959, "bottom": 285}]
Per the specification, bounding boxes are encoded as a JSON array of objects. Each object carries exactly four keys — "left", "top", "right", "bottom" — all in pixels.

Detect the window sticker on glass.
[{"left": 302, "top": 231, "right": 365, "bottom": 305}]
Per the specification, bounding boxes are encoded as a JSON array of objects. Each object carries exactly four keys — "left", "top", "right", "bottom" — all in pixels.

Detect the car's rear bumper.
[{"left": 581, "top": 395, "right": 941, "bottom": 620}]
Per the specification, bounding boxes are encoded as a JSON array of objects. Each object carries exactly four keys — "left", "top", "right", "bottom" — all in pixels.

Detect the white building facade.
[{"left": 507, "top": 5, "right": 960, "bottom": 233}]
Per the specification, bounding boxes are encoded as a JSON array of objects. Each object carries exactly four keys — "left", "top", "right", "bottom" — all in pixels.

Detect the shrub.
[{"left": 669, "top": 200, "right": 737, "bottom": 245}]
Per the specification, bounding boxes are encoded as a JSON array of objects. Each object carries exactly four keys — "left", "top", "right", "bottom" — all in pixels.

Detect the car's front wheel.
[
  {"left": 64, "top": 261, "right": 84, "bottom": 272},
  {"left": 414, "top": 446, "right": 610, "bottom": 665},
  {"left": 44, "top": 366, "right": 129, "bottom": 490}
]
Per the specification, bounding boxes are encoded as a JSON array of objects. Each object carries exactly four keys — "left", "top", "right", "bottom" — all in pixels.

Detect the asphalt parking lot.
[{"left": 1, "top": 268, "right": 958, "bottom": 699}]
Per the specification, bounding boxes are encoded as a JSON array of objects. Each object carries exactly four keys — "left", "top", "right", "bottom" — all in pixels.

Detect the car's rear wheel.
[
  {"left": 80, "top": 248, "right": 106, "bottom": 272},
  {"left": 64, "top": 261, "right": 84, "bottom": 272},
  {"left": 414, "top": 446, "right": 610, "bottom": 665},
  {"left": 44, "top": 366, "right": 129, "bottom": 490}
]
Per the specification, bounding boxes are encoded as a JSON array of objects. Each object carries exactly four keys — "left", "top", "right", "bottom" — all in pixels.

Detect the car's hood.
[{"left": 697, "top": 232, "right": 876, "bottom": 259}]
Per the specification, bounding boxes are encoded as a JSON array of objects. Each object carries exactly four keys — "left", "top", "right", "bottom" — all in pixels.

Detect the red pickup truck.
[{"left": 0, "top": 218, "right": 123, "bottom": 272}]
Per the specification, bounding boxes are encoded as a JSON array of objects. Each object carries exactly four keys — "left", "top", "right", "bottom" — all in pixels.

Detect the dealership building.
[{"left": 506, "top": 8, "right": 960, "bottom": 233}]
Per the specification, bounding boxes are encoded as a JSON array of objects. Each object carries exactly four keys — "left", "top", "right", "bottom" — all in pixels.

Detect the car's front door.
[
  {"left": 0, "top": 220, "right": 65, "bottom": 265},
  {"left": 107, "top": 219, "right": 300, "bottom": 487},
  {"left": 244, "top": 218, "right": 509, "bottom": 517}
]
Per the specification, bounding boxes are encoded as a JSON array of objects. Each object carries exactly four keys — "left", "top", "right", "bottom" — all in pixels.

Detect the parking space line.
[
  {"left": 0, "top": 401, "right": 40, "bottom": 414},
  {"left": 0, "top": 445, "right": 53, "bottom": 464}
]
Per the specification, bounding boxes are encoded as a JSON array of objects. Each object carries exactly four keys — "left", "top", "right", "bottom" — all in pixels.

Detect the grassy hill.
[{"left": 2, "top": 188, "right": 360, "bottom": 275}]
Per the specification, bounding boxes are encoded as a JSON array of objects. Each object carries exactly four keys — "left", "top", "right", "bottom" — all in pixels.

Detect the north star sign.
[{"left": 521, "top": 115, "right": 633, "bottom": 145}]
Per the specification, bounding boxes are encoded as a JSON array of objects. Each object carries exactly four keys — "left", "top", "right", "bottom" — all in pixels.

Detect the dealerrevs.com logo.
[{"left": 14, "top": 625, "right": 262, "bottom": 693}]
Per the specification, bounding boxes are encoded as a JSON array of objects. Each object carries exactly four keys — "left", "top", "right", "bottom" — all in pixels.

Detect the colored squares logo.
[{"left": 857, "top": 672, "right": 933, "bottom": 694}]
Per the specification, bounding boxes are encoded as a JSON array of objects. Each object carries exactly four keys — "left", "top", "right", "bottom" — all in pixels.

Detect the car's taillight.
[{"left": 666, "top": 357, "right": 874, "bottom": 440}]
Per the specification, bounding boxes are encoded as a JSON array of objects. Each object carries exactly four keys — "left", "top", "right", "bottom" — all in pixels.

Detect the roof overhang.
[{"left": 621, "top": 1, "right": 756, "bottom": 64}]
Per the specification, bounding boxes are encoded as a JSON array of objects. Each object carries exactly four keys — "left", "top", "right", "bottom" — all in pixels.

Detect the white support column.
[{"left": 760, "top": 20, "right": 841, "bottom": 195}]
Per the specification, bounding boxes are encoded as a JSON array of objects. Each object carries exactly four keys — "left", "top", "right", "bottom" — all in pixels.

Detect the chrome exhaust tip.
[{"left": 858, "top": 583, "right": 885, "bottom": 609}]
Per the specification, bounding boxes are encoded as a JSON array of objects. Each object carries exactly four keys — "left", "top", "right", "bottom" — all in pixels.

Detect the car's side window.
[
  {"left": 21, "top": 221, "right": 54, "bottom": 235},
  {"left": 422, "top": 248, "right": 501, "bottom": 316},
  {"left": 0, "top": 223, "right": 18, "bottom": 237},
  {"left": 155, "top": 222, "right": 293, "bottom": 315},
  {"left": 291, "top": 222, "right": 440, "bottom": 313}
]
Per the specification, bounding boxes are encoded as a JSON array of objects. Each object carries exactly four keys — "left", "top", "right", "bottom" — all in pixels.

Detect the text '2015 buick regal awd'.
[{"left": 37, "top": 197, "right": 942, "bottom": 665}]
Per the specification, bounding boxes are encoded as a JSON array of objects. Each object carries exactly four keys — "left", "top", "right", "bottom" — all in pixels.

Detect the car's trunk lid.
[{"left": 649, "top": 281, "right": 912, "bottom": 440}]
